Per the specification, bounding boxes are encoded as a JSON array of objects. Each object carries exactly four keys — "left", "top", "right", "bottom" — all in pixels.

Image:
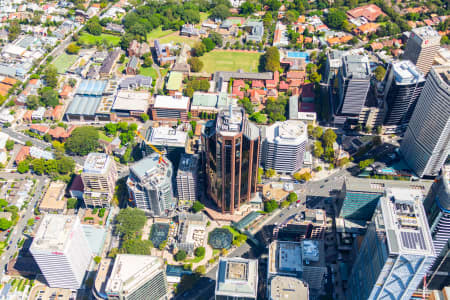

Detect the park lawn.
[
  {"left": 159, "top": 35, "right": 198, "bottom": 47},
  {"left": 222, "top": 225, "right": 240, "bottom": 239},
  {"left": 78, "top": 33, "right": 121, "bottom": 46},
  {"left": 185, "top": 254, "right": 205, "bottom": 263},
  {"left": 199, "top": 51, "right": 262, "bottom": 73},
  {"left": 53, "top": 53, "right": 78, "bottom": 74},
  {"left": 98, "top": 131, "right": 113, "bottom": 142},
  {"left": 147, "top": 27, "right": 174, "bottom": 40},
  {"left": 212, "top": 249, "right": 220, "bottom": 256},
  {"left": 139, "top": 66, "right": 158, "bottom": 79}
]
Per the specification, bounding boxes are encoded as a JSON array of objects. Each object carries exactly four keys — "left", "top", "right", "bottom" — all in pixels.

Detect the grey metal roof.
[
  {"left": 0, "top": 65, "right": 16, "bottom": 77},
  {"left": 65, "top": 95, "right": 101, "bottom": 116},
  {"left": 127, "top": 56, "right": 139, "bottom": 69},
  {"left": 289, "top": 95, "right": 299, "bottom": 120},
  {"left": 215, "top": 70, "right": 273, "bottom": 82},
  {"left": 119, "top": 75, "right": 152, "bottom": 89},
  {"left": 76, "top": 80, "right": 107, "bottom": 96}
]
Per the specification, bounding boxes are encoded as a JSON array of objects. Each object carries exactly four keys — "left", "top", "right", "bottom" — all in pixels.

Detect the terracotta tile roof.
[
  {"left": 354, "top": 22, "right": 380, "bottom": 34},
  {"left": 279, "top": 81, "right": 289, "bottom": 90},
  {"left": 0, "top": 84, "right": 10, "bottom": 97},
  {"left": 29, "top": 79, "right": 38, "bottom": 85},
  {"left": 370, "top": 42, "right": 383, "bottom": 50},
  {"left": 252, "top": 80, "right": 265, "bottom": 88},
  {"left": 23, "top": 110, "right": 32, "bottom": 121},
  {"left": 1, "top": 77, "right": 17, "bottom": 86},
  {"left": 15, "top": 146, "right": 30, "bottom": 164},
  {"left": 233, "top": 79, "right": 245, "bottom": 87},
  {"left": 48, "top": 127, "right": 70, "bottom": 139},
  {"left": 59, "top": 85, "right": 72, "bottom": 98},
  {"left": 287, "top": 71, "right": 306, "bottom": 79},
  {"left": 30, "top": 124, "right": 49, "bottom": 134},
  {"left": 289, "top": 79, "right": 303, "bottom": 87},
  {"left": 51, "top": 105, "right": 63, "bottom": 120},
  {"left": 347, "top": 4, "right": 385, "bottom": 22}
]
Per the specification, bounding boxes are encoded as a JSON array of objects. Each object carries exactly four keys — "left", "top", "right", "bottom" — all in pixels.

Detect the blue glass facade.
[{"left": 340, "top": 191, "right": 381, "bottom": 221}]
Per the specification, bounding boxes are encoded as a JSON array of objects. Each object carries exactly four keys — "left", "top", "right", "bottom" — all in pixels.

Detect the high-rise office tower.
[
  {"left": 215, "top": 257, "right": 258, "bottom": 300},
  {"left": 383, "top": 60, "right": 426, "bottom": 133},
  {"left": 423, "top": 165, "right": 450, "bottom": 290},
  {"left": 260, "top": 120, "right": 307, "bottom": 175},
  {"left": 334, "top": 55, "right": 371, "bottom": 128},
  {"left": 403, "top": 26, "right": 441, "bottom": 75},
  {"left": 105, "top": 254, "right": 169, "bottom": 300},
  {"left": 30, "top": 215, "right": 92, "bottom": 289},
  {"left": 176, "top": 153, "right": 199, "bottom": 207},
  {"left": 127, "top": 153, "right": 175, "bottom": 216},
  {"left": 81, "top": 153, "right": 118, "bottom": 207},
  {"left": 347, "top": 188, "right": 436, "bottom": 300},
  {"left": 203, "top": 106, "right": 260, "bottom": 214},
  {"left": 400, "top": 65, "right": 450, "bottom": 178}
]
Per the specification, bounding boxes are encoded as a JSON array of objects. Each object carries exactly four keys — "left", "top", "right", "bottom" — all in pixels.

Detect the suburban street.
[{"left": 0, "top": 176, "right": 47, "bottom": 282}]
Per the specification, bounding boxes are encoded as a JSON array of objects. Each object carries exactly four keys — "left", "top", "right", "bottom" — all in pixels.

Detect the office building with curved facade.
[
  {"left": 127, "top": 153, "right": 175, "bottom": 216},
  {"left": 383, "top": 60, "right": 426, "bottom": 133},
  {"left": 203, "top": 106, "right": 260, "bottom": 214},
  {"left": 261, "top": 120, "right": 307, "bottom": 175},
  {"left": 400, "top": 65, "right": 450, "bottom": 177}
]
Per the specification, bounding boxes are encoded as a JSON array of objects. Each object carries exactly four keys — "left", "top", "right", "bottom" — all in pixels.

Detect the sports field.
[
  {"left": 199, "top": 51, "right": 262, "bottom": 73},
  {"left": 53, "top": 53, "right": 78, "bottom": 74},
  {"left": 78, "top": 33, "right": 121, "bottom": 46},
  {"left": 159, "top": 34, "right": 198, "bottom": 47},
  {"left": 147, "top": 27, "right": 174, "bottom": 40}
]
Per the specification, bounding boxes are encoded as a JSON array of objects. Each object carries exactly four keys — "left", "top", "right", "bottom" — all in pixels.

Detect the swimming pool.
[
  {"left": 287, "top": 51, "right": 310, "bottom": 61},
  {"left": 380, "top": 168, "right": 395, "bottom": 174}
]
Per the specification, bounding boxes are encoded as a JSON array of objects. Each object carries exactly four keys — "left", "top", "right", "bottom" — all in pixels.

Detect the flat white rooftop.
[
  {"left": 216, "top": 258, "right": 258, "bottom": 298},
  {"left": 31, "top": 214, "right": 80, "bottom": 252},
  {"left": 411, "top": 26, "right": 440, "bottom": 39},
  {"left": 268, "top": 241, "right": 303, "bottom": 275},
  {"left": 392, "top": 60, "right": 425, "bottom": 85},
  {"left": 270, "top": 276, "right": 309, "bottom": 300},
  {"left": 266, "top": 120, "right": 307, "bottom": 146},
  {"left": 113, "top": 90, "right": 150, "bottom": 112},
  {"left": 380, "top": 188, "right": 435, "bottom": 257},
  {"left": 153, "top": 95, "right": 189, "bottom": 110},
  {"left": 105, "top": 254, "right": 164, "bottom": 295},
  {"left": 83, "top": 153, "right": 111, "bottom": 174},
  {"left": 149, "top": 126, "right": 187, "bottom": 147}
]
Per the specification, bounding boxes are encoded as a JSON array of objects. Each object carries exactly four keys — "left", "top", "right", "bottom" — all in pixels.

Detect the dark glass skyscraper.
[
  {"left": 203, "top": 107, "right": 260, "bottom": 214},
  {"left": 383, "top": 60, "right": 426, "bottom": 133}
]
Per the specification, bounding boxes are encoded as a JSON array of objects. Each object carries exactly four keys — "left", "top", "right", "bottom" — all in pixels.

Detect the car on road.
[
  {"left": 296, "top": 200, "right": 301, "bottom": 203},
  {"left": 299, "top": 180, "right": 306, "bottom": 184},
  {"left": 35, "top": 216, "right": 40, "bottom": 220},
  {"left": 274, "top": 222, "right": 278, "bottom": 226},
  {"left": 320, "top": 185, "right": 324, "bottom": 188}
]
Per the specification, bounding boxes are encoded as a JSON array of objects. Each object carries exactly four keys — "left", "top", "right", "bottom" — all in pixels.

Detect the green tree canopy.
[
  {"left": 202, "top": 38, "right": 215, "bottom": 52},
  {"left": 65, "top": 126, "right": 99, "bottom": 155},
  {"left": 192, "top": 201, "right": 205, "bottom": 213},
  {"left": 264, "top": 200, "right": 279, "bottom": 213},
  {"left": 210, "top": 4, "right": 230, "bottom": 20},
  {"left": 17, "top": 161, "right": 30, "bottom": 174},
  {"left": 195, "top": 246, "right": 206, "bottom": 257},
  {"left": 288, "top": 192, "right": 297, "bottom": 203},
  {"left": 326, "top": 9, "right": 347, "bottom": 29},
  {"left": 175, "top": 250, "right": 187, "bottom": 261},
  {"left": 188, "top": 57, "right": 204, "bottom": 72},
  {"left": 39, "top": 87, "right": 59, "bottom": 107},
  {"left": 67, "top": 198, "right": 78, "bottom": 209},
  {"left": 374, "top": 66, "right": 386, "bottom": 81},
  {"left": 43, "top": 65, "right": 58, "bottom": 88},
  {"left": 263, "top": 47, "right": 280, "bottom": 72},
  {"left": 322, "top": 129, "right": 337, "bottom": 148},
  {"left": 26, "top": 95, "right": 40, "bottom": 110},
  {"left": 115, "top": 208, "right": 147, "bottom": 239},
  {"left": 122, "top": 239, "right": 153, "bottom": 255},
  {"left": 0, "top": 218, "right": 12, "bottom": 230}
]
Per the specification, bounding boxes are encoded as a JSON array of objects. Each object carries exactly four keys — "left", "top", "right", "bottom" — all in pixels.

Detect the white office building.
[
  {"left": 81, "top": 153, "right": 118, "bottom": 207},
  {"left": 105, "top": 254, "right": 168, "bottom": 300},
  {"left": 215, "top": 257, "right": 258, "bottom": 300},
  {"left": 127, "top": 153, "right": 175, "bottom": 216},
  {"left": 176, "top": 154, "right": 199, "bottom": 206},
  {"left": 30, "top": 215, "right": 92, "bottom": 289},
  {"left": 261, "top": 120, "right": 308, "bottom": 174},
  {"left": 400, "top": 65, "right": 450, "bottom": 177}
]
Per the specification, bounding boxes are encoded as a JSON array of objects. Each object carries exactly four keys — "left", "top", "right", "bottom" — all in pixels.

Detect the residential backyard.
[
  {"left": 52, "top": 53, "right": 78, "bottom": 74},
  {"left": 78, "top": 33, "right": 121, "bottom": 46},
  {"left": 199, "top": 50, "right": 262, "bottom": 73}
]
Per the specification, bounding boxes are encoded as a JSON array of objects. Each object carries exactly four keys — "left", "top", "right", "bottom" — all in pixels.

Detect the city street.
[{"left": 0, "top": 176, "right": 47, "bottom": 282}]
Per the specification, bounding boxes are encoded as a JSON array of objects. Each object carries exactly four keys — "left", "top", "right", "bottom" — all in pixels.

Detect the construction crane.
[{"left": 134, "top": 130, "right": 168, "bottom": 165}]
